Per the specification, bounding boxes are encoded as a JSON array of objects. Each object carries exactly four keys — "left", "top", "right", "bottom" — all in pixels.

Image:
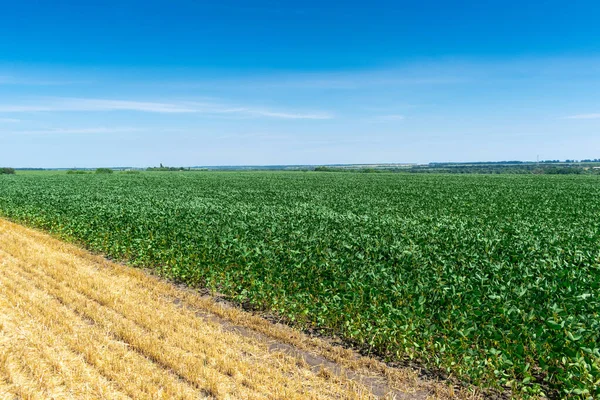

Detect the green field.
[{"left": 0, "top": 171, "right": 598, "bottom": 398}]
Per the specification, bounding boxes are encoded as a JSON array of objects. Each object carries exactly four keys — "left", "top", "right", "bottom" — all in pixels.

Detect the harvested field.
[{"left": 0, "top": 218, "right": 465, "bottom": 399}]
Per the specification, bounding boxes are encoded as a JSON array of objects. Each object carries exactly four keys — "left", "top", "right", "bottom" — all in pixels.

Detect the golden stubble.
[{"left": 0, "top": 218, "right": 478, "bottom": 399}]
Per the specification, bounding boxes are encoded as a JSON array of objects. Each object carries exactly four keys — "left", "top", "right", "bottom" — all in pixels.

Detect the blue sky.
[{"left": 1, "top": 0, "right": 599, "bottom": 167}]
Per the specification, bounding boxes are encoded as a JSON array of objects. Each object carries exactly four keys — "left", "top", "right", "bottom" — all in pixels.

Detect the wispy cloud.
[
  {"left": 0, "top": 118, "right": 20, "bottom": 123},
  {"left": 565, "top": 113, "right": 600, "bottom": 120},
  {"left": 147, "top": 56, "right": 600, "bottom": 92},
  {"left": 273, "top": 75, "right": 465, "bottom": 89},
  {"left": 244, "top": 109, "right": 332, "bottom": 119},
  {"left": 168, "top": 102, "right": 333, "bottom": 119},
  {"left": 3, "top": 127, "right": 141, "bottom": 135},
  {"left": 0, "top": 75, "right": 86, "bottom": 86},
  {"left": 372, "top": 114, "right": 406, "bottom": 122},
  {"left": 160, "top": 72, "right": 467, "bottom": 91},
  {"left": 0, "top": 98, "right": 197, "bottom": 113},
  {"left": 0, "top": 97, "right": 333, "bottom": 119}
]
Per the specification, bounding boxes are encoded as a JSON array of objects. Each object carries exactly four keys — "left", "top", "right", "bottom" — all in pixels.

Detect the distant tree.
[
  {"left": 0, "top": 167, "right": 15, "bottom": 175},
  {"left": 95, "top": 168, "right": 114, "bottom": 174},
  {"left": 146, "top": 165, "right": 187, "bottom": 171}
]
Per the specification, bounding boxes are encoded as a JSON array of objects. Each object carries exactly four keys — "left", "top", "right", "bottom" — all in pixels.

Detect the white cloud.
[
  {"left": 0, "top": 75, "right": 86, "bottom": 86},
  {"left": 0, "top": 97, "right": 333, "bottom": 119},
  {"left": 162, "top": 72, "right": 467, "bottom": 90},
  {"left": 0, "top": 98, "right": 196, "bottom": 113},
  {"left": 566, "top": 113, "right": 600, "bottom": 120},
  {"left": 246, "top": 110, "right": 333, "bottom": 119},
  {"left": 0, "top": 118, "right": 20, "bottom": 123},
  {"left": 5, "top": 127, "right": 141, "bottom": 135}
]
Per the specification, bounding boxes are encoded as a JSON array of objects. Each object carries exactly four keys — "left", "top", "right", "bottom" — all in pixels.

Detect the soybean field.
[{"left": 0, "top": 171, "right": 598, "bottom": 398}]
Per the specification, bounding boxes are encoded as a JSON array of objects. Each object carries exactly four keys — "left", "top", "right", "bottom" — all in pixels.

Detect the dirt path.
[{"left": 0, "top": 218, "right": 469, "bottom": 399}]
